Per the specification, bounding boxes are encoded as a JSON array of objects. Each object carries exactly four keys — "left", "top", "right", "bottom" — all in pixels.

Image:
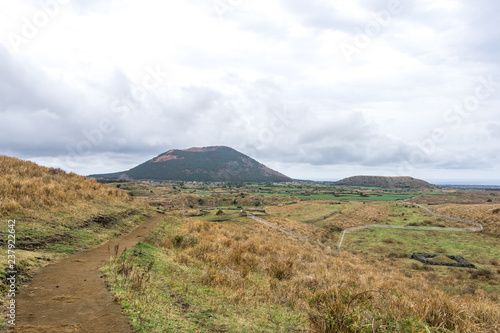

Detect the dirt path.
[{"left": 11, "top": 215, "right": 164, "bottom": 333}]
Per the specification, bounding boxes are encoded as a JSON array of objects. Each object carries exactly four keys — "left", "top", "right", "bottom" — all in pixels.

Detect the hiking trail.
[{"left": 11, "top": 215, "right": 164, "bottom": 333}]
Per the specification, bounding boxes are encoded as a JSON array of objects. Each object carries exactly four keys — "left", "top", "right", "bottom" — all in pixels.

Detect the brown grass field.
[
  {"left": 102, "top": 185, "right": 500, "bottom": 332},
  {"left": 0, "top": 156, "right": 133, "bottom": 214},
  {"left": 105, "top": 211, "right": 500, "bottom": 332},
  {"left": 1, "top": 158, "right": 499, "bottom": 332},
  {"left": 0, "top": 157, "right": 150, "bottom": 251},
  {"left": 431, "top": 204, "right": 500, "bottom": 237}
]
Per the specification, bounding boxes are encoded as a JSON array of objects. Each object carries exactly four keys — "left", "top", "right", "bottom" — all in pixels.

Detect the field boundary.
[
  {"left": 411, "top": 203, "right": 483, "bottom": 230},
  {"left": 247, "top": 214, "right": 327, "bottom": 249},
  {"left": 337, "top": 202, "right": 483, "bottom": 249}
]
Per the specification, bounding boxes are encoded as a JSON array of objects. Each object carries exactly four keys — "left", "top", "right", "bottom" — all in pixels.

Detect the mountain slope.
[
  {"left": 334, "top": 175, "right": 436, "bottom": 189},
  {"left": 89, "top": 146, "right": 291, "bottom": 182}
]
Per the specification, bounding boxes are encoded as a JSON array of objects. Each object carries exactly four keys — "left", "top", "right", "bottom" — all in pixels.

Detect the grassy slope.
[
  {"left": 103, "top": 215, "right": 309, "bottom": 332},
  {"left": 6, "top": 168, "right": 497, "bottom": 333},
  {"left": 0, "top": 156, "right": 153, "bottom": 322},
  {"left": 104, "top": 208, "right": 500, "bottom": 332},
  {"left": 432, "top": 204, "right": 500, "bottom": 237},
  {"left": 100, "top": 184, "right": 500, "bottom": 332},
  {"left": 263, "top": 200, "right": 343, "bottom": 224}
]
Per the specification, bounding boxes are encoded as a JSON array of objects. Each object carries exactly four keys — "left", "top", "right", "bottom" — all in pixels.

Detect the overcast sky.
[{"left": 1, "top": 0, "right": 499, "bottom": 183}]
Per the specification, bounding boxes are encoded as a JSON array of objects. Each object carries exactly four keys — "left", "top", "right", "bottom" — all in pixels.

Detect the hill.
[
  {"left": 0, "top": 155, "right": 152, "bottom": 324},
  {"left": 89, "top": 146, "right": 291, "bottom": 182},
  {"left": 334, "top": 175, "right": 436, "bottom": 189},
  {"left": 0, "top": 155, "right": 149, "bottom": 264}
]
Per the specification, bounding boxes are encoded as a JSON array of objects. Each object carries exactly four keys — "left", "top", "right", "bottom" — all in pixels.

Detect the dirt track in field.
[{"left": 11, "top": 215, "right": 164, "bottom": 333}]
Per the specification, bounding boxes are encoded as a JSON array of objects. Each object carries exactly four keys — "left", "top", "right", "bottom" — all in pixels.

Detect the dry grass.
[
  {"left": 0, "top": 156, "right": 133, "bottom": 216},
  {"left": 0, "top": 156, "right": 150, "bottom": 318},
  {"left": 107, "top": 213, "right": 500, "bottom": 332},
  {"left": 0, "top": 156, "right": 149, "bottom": 252},
  {"left": 416, "top": 191, "right": 500, "bottom": 205},
  {"left": 262, "top": 216, "right": 335, "bottom": 247},
  {"left": 327, "top": 201, "right": 388, "bottom": 229},
  {"left": 266, "top": 201, "right": 389, "bottom": 231},
  {"left": 265, "top": 200, "right": 342, "bottom": 224},
  {"left": 432, "top": 204, "right": 500, "bottom": 237}
]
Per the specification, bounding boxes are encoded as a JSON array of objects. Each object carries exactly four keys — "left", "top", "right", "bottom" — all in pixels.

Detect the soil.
[{"left": 10, "top": 215, "right": 164, "bottom": 333}]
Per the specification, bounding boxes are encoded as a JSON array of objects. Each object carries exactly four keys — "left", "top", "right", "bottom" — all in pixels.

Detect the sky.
[{"left": 1, "top": 0, "right": 499, "bottom": 184}]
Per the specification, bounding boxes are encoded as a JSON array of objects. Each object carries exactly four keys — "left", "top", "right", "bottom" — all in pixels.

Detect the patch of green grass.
[
  {"left": 254, "top": 193, "right": 416, "bottom": 201},
  {"left": 47, "top": 243, "right": 76, "bottom": 254},
  {"left": 345, "top": 228, "right": 499, "bottom": 262},
  {"left": 343, "top": 228, "right": 500, "bottom": 294},
  {"left": 304, "top": 194, "right": 416, "bottom": 201},
  {"left": 382, "top": 203, "right": 438, "bottom": 226},
  {"left": 49, "top": 213, "right": 149, "bottom": 254},
  {"left": 253, "top": 192, "right": 292, "bottom": 197}
]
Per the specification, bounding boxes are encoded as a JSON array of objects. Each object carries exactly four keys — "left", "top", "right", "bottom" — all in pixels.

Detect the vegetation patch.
[
  {"left": 4, "top": 165, "right": 500, "bottom": 332},
  {"left": 0, "top": 156, "right": 152, "bottom": 316},
  {"left": 102, "top": 213, "right": 500, "bottom": 332},
  {"left": 103, "top": 216, "right": 308, "bottom": 332}
]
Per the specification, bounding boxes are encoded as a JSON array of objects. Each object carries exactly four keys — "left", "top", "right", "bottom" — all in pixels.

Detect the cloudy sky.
[{"left": 1, "top": 0, "right": 499, "bottom": 184}]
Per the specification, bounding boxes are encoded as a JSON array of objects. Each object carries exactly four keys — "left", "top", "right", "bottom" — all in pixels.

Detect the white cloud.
[{"left": 0, "top": 0, "right": 499, "bottom": 182}]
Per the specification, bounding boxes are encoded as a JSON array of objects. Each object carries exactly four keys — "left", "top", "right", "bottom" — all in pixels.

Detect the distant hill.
[
  {"left": 89, "top": 146, "right": 291, "bottom": 182},
  {"left": 333, "top": 176, "right": 437, "bottom": 189}
]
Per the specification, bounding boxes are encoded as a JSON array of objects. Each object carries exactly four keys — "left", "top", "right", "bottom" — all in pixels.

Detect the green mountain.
[
  {"left": 89, "top": 146, "right": 291, "bottom": 182},
  {"left": 333, "top": 175, "right": 436, "bottom": 189}
]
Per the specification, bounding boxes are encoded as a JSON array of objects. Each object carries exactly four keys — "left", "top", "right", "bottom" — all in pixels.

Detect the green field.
[{"left": 253, "top": 192, "right": 416, "bottom": 201}]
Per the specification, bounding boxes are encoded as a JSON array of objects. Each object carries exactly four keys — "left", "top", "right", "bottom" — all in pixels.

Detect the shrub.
[
  {"left": 268, "top": 260, "right": 294, "bottom": 280},
  {"left": 411, "top": 263, "right": 434, "bottom": 271},
  {"left": 470, "top": 268, "right": 494, "bottom": 280},
  {"left": 171, "top": 234, "right": 198, "bottom": 249}
]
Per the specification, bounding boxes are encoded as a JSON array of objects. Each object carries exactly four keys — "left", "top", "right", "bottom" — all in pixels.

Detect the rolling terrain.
[
  {"left": 2, "top": 157, "right": 499, "bottom": 332},
  {"left": 103, "top": 181, "right": 500, "bottom": 332}
]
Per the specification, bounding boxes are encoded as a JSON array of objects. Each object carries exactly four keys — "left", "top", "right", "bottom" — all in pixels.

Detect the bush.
[
  {"left": 171, "top": 234, "right": 198, "bottom": 249},
  {"left": 268, "top": 260, "right": 294, "bottom": 280},
  {"left": 470, "top": 268, "right": 494, "bottom": 279},
  {"left": 411, "top": 263, "right": 434, "bottom": 271}
]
